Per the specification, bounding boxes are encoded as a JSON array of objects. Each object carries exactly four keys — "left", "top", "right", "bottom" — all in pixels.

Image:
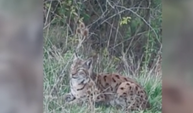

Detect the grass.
[{"left": 43, "top": 27, "right": 162, "bottom": 113}]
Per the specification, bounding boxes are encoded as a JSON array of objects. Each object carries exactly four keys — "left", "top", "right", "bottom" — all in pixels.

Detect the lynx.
[{"left": 64, "top": 54, "right": 150, "bottom": 112}]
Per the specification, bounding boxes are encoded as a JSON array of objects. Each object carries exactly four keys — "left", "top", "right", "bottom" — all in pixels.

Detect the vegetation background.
[{"left": 43, "top": 0, "right": 162, "bottom": 113}]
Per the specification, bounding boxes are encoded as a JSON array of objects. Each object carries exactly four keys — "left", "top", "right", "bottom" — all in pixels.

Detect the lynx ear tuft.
[
  {"left": 83, "top": 58, "right": 93, "bottom": 69},
  {"left": 73, "top": 52, "right": 79, "bottom": 61}
]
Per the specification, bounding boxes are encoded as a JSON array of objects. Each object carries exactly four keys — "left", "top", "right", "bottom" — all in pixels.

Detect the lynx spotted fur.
[{"left": 64, "top": 55, "right": 150, "bottom": 111}]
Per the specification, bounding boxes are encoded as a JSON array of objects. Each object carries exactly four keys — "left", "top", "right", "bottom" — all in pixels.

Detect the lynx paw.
[{"left": 63, "top": 93, "right": 75, "bottom": 103}]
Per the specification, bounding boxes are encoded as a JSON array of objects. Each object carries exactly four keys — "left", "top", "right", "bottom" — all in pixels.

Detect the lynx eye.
[{"left": 78, "top": 71, "right": 85, "bottom": 75}]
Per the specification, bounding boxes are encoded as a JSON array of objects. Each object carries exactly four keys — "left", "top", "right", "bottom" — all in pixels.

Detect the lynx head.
[{"left": 70, "top": 54, "right": 93, "bottom": 81}]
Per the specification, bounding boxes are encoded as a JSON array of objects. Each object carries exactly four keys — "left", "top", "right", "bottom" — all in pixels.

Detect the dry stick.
[
  {"left": 44, "top": 1, "right": 52, "bottom": 26},
  {"left": 76, "top": 22, "right": 89, "bottom": 53},
  {"left": 147, "top": 44, "right": 162, "bottom": 76},
  {"left": 76, "top": 37, "right": 85, "bottom": 52}
]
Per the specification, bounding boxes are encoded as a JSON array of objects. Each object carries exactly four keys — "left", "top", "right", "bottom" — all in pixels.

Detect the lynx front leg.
[{"left": 63, "top": 93, "right": 84, "bottom": 106}]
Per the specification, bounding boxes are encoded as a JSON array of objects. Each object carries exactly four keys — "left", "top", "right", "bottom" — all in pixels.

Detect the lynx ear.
[
  {"left": 83, "top": 58, "right": 93, "bottom": 69},
  {"left": 73, "top": 52, "right": 79, "bottom": 61}
]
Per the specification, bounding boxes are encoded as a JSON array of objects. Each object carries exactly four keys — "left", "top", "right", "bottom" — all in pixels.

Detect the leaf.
[{"left": 119, "top": 16, "right": 131, "bottom": 26}]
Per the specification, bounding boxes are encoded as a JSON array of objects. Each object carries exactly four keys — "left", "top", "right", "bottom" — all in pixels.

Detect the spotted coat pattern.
[{"left": 64, "top": 55, "right": 150, "bottom": 111}]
